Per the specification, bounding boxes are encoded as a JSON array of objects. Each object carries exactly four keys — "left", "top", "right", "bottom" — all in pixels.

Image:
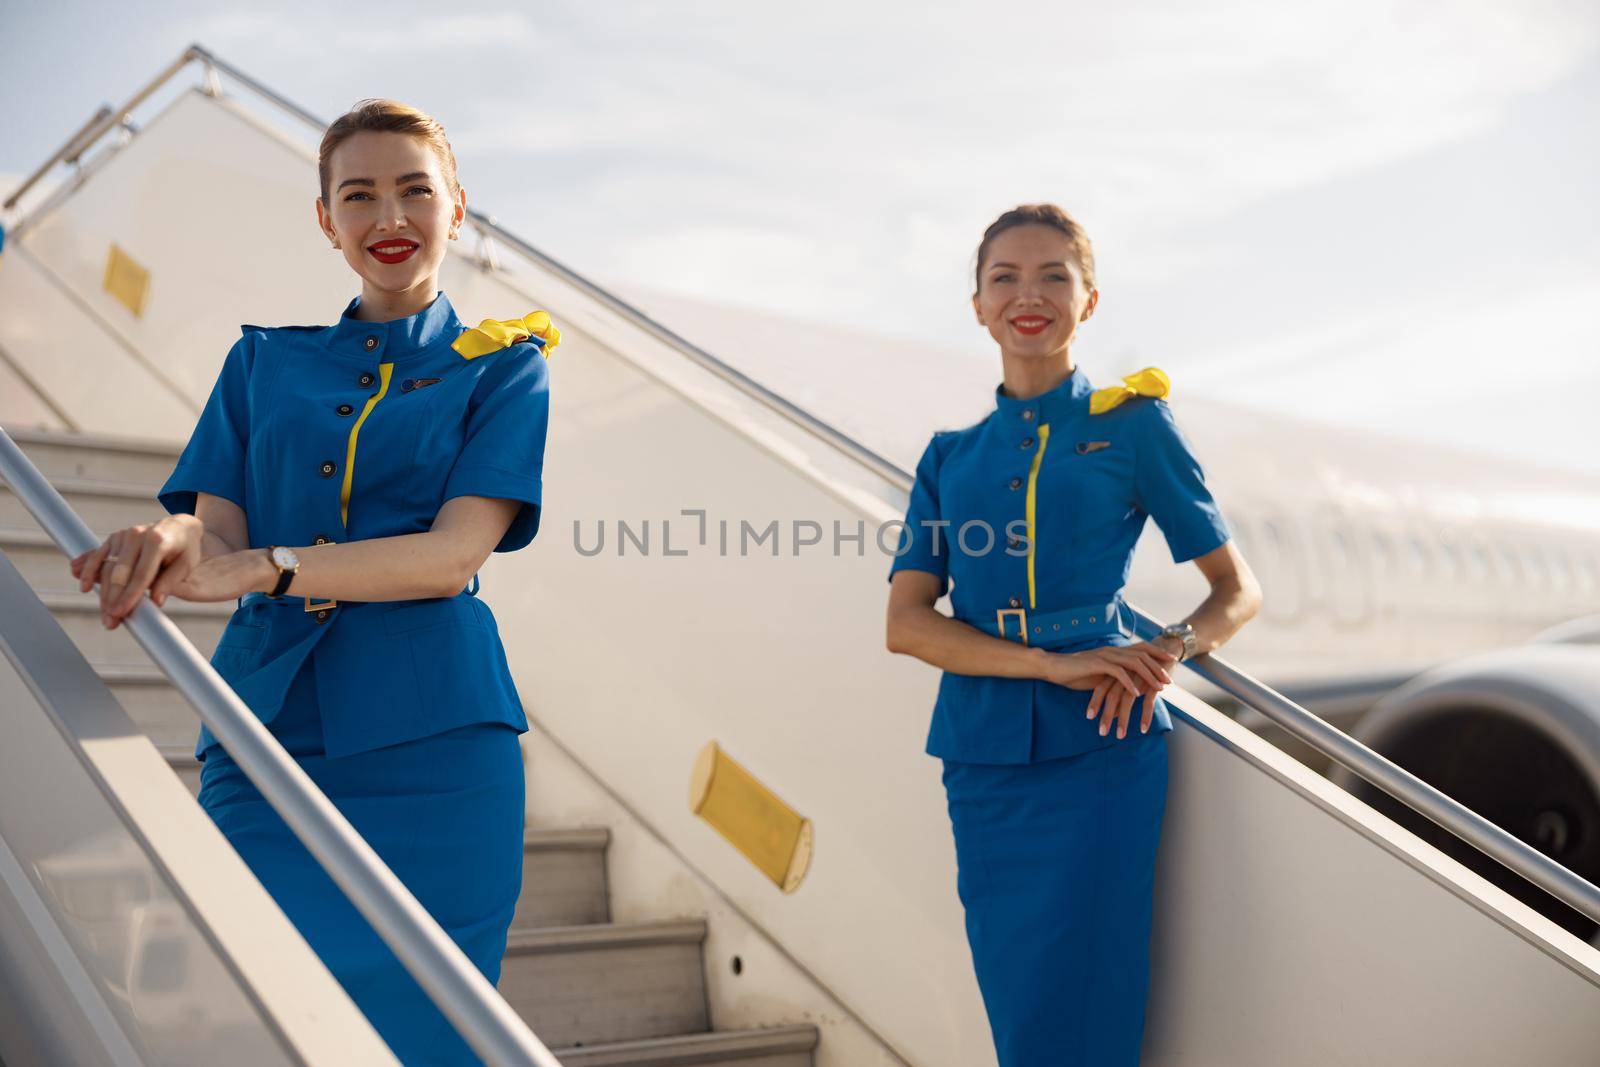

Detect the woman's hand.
[
  {"left": 1084, "top": 639, "right": 1183, "bottom": 739},
  {"left": 1040, "top": 642, "right": 1177, "bottom": 740},
  {"left": 71, "top": 516, "right": 206, "bottom": 629}
]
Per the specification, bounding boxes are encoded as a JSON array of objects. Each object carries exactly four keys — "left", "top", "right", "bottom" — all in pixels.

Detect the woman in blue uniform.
[
  {"left": 67, "top": 99, "right": 557, "bottom": 1065},
  {"left": 886, "top": 203, "right": 1262, "bottom": 1065}
]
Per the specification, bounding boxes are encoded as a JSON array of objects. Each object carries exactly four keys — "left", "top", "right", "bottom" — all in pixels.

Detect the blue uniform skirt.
[
  {"left": 197, "top": 654, "right": 525, "bottom": 1066},
  {"left": 941, "top": 730, "right": 1169, "bottom": 1067}
]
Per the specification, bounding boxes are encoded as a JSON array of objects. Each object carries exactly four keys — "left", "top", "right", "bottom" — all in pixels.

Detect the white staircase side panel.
[{"left": 0, "top": 243, "right": 193, "bottom": 440}]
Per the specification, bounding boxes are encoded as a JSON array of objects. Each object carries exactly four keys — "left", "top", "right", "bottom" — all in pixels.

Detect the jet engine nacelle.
[{"left": 1327, "top": 644, "right": 1600, "bottom": 945}]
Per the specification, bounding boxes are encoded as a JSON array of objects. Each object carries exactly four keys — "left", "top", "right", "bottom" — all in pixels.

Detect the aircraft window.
[
  {"left": 1330, "top": 529, "right": 1351, "bottom": 568},
  {"left": 1437, "top": 531, "right": 1461, "bottom": 576},
  {"left": 1493, "top": 543, "right": 1517, "bottom": 582},
  {"left": 1371, "top": 531, "right": 1393, "bottom": 571},
  {"left": 1551, "top": 550, "right": 1572, "bottom": 589},
  {"left": 1523, "top": 549, "right": 1547, "bottom": 586},
  {"left": 1407, "top": 535, "right": 1427, "bottom": 572}
]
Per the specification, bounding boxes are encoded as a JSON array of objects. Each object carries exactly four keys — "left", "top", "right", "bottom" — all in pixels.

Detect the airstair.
[{"left": 3, "top": 44, "right": 1600, "bottom": 1067}]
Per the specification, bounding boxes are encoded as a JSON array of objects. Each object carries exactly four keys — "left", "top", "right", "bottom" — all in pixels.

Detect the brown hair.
[
  {"left": 974, "top": 203, "right": 1096, "bottom": 293},
  {"left": 317, "top": 98, "right": 460, "bottom": 204}
]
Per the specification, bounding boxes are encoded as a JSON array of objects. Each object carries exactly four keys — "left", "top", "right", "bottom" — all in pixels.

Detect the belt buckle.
[
  {"left": 996, "top": 607, "right": 1028, "bottom": 645},
  {"left": 304, "top": 595, "right": 337, "bottom": 612}
]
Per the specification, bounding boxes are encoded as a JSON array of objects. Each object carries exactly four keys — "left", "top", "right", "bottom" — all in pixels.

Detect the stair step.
[
  {"left": 551, "top": 1024, "right": 819, "bottom": 1067},
  {"left": 0, "top": 423, "right": 180, "bottom": 485},
  {"left": 38, "top": 589, "right": 232, "bottom": 666},
  {"left": 518, "top": 828, "right": 611, "bottom": 930},
  {"left": 498, "top": 920, "right": 708, "bottom": 1048},
  {"left": 0, "top": 474, "right": 166, "bottom": 533}
]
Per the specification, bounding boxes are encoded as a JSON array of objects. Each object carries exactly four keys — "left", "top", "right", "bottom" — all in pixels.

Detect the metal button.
[
  {"left": 1009, "top": 596, "right": 1021, "bottom": 608},
  {"left": 1033, "top": 626, "right": 1041, "bottom": 634},
  {"left": 1009, "top": 477, "right": 1022, "bottom": 490},
  {"left": 315, "top": 609, "right": 331, "bottom": 623},
  {"left": 1020, "top": 437, "right": 1034, "bottom": 449},
  {"left": 1089, "top": 615, "right": 1097, "bottom": 623},
  {"left": 1071, "top": 618, "right": 1079, "bottom": 626},
  {"left": 1052, "top": 623, "right": 1060, "bottom": 631},
  {"left": 337, "top": 403, "right": 354, "bottom": 416},
  {"left": 319, "top": 460, "right": 336, "bottom": 477},
  {"left": 364, "top": 336, "right": 378, "bottom": 351},
  {"left": 358, "top": 372, "right": 375, "bottom": 387},
  {"left": 313, "top": 535, "right": 330, "bottom": 546},
  {"left": 1021, "top": 409, "right": 1035, "bottom": 421}
]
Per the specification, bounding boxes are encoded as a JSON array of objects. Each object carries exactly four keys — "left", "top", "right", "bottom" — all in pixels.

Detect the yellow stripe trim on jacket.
[
  {"left": 1024, "top": 422, "right": 1051, "bottom": 610},
  {"left": 340, "top": 362, "right": 393, "bottom": 528}
]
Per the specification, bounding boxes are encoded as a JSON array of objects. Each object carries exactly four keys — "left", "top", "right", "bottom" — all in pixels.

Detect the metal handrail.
[
  {"left": 12, "top": 42, "right": 1600, "bottom": 935},
  {"left": 0, "top": 433, "right": 558, "bottom": 1066}
]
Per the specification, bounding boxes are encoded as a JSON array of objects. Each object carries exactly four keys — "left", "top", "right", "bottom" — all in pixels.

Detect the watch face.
[{"left": 271, "top": 545, "right": 299, "bottom": 569}]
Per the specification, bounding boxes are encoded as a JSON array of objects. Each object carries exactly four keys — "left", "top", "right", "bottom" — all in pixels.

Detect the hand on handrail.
[{"left": 69, "top": 514, "right": 205, "bottom": 628}]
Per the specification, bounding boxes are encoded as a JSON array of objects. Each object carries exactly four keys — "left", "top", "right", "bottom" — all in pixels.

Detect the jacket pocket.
[
  {"left": 383, "top": 596, "right": 489, "bottom": 635},
  {"left": 215, "top": 619, "right": 268, "bottom": 651}
]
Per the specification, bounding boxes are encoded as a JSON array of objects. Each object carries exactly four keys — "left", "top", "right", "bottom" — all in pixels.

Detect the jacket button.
[
  {"left": 358, "top": 372, "right": 375, "bottom": 387},
  {"left": 315, "top": 609, "right": 331, "bottom": 623},
  {"left": 319, "top": 460, "right": 336, "bottom": 477},
  {"left": 313, "top": 534, "right": 330, "bottom": 545},
  {"left": 1009, "top": 596, "right": 1021, "bottom": 608},
  {"left": 1021, "top": 409, "right": 1035, "bottom": 421},
  {"left": 337, "top": 403, "right": 354, "bottom": 416},
  {"left": 1020, "top": 437, "right": 1034, "bottom": 449},
  {"left": 364, "top": 336, "right": 378, "bottom": 351},
  {"left": 1009, "top": 477, "right": 1022, "bottom": 490}
]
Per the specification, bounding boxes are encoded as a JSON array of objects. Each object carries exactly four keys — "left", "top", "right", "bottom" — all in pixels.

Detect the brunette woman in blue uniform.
[
  {"left": 68, "top": 99, "right": 559, "bottom": 1065},
  {"left": 886, "top": 204, "right": 1262, "bottom": 1066}
]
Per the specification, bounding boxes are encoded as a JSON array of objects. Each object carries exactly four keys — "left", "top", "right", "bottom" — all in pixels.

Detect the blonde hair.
[
  {"left": 317, "top": 98, "right": 460, "bottom": 203},
  {"left": 974, "top": 203, "right": 1097, "bottom": 292}
]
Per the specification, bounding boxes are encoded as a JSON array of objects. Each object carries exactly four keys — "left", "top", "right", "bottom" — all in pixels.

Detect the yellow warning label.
[
  {"left": 690, "top": 741, "right": 813, "bottom": 893},
  {"left": 103, "top": 243, "right": 149, "bottom": 318}
]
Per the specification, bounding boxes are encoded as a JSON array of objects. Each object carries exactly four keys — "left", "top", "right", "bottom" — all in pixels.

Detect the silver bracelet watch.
[{"left": 1159, "top": 622, "right": 1198, "bottom": 662}]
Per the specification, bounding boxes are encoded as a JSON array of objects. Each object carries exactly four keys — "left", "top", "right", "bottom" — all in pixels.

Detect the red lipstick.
[{"left": 368, "top": 240, "right": 419, "bottom": 264}]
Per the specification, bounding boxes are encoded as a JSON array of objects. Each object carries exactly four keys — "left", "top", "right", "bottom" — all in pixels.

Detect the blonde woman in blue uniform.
[
  {"left": 67, "top": 99, "right": 558, "bottom": 1065},
  {"left": 886, "top": 203, "right": 1262, "bottom": 1066}
]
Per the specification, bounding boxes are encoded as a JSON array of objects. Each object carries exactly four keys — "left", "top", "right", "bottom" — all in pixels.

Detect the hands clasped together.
[
  {"left": 69, "top": 515, "right": 262, "bottom": 630},
  {"left": 1040, "top": 640, "right": 1182, "bottom": 741}
]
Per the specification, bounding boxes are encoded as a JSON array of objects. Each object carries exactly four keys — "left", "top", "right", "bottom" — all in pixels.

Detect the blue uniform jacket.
[
  {"left": 156, "top": 290, "right": 550, "bottom": 761},
  {"left": 888, "top": 366, "right": 1231, "bottom": 764}
]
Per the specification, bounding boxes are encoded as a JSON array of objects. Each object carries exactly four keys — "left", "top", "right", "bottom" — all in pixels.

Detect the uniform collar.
[
  {"left": 328, "top": 289, "right": 462, "bottom": 363},
  {"left": 993, "top": 365, "right": 1095, "bottom": 425}
]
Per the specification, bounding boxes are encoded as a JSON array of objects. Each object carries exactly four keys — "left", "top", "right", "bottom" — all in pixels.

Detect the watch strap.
[{"left": 266, "top": 546, "right": 296, "bottom": 598}]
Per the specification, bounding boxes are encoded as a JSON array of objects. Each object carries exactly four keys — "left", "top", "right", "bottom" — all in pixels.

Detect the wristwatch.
[
  {"left": 1159, "top": 622, "right": 1198, "bottom": 662},
  {"left": 265, "top": 545, "right": 300, "bottom": 598}
]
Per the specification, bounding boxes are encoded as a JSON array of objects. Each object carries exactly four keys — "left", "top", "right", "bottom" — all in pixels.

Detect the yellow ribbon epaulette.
[
  {"left": 451, "top": 311, "right": 562, "bottom": 360},
  {"left": 1088, "top": 366, "right": 1170, "bottom": 415}
]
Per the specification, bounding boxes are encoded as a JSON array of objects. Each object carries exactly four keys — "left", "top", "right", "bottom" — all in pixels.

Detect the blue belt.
[
  {"left": 237, "top": 572, "right": 480, "bottom": 612},
  {"left": 973, "top": 599, "right": 1123, "bottom": 645}
]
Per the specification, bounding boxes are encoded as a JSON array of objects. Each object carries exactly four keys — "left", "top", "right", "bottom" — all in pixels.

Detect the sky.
[{"left": 4, "top": 0, "right": 1599, "bottom": 473}]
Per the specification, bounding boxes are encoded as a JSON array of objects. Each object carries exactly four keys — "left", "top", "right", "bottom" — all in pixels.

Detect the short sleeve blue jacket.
[
  {"left": 888, "top": 366, "right": 1231, "bottom": 764},
  {"left": 157, "top": 290, "right": 551, "bottom": 761}
]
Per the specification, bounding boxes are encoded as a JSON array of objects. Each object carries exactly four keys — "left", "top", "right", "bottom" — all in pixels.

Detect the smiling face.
[
  {"left": 972, "top": 224, "right": 1098, "bottom": 362},
  {"left": 314, "top": 130, "right": 465, "bottom": 306}
]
